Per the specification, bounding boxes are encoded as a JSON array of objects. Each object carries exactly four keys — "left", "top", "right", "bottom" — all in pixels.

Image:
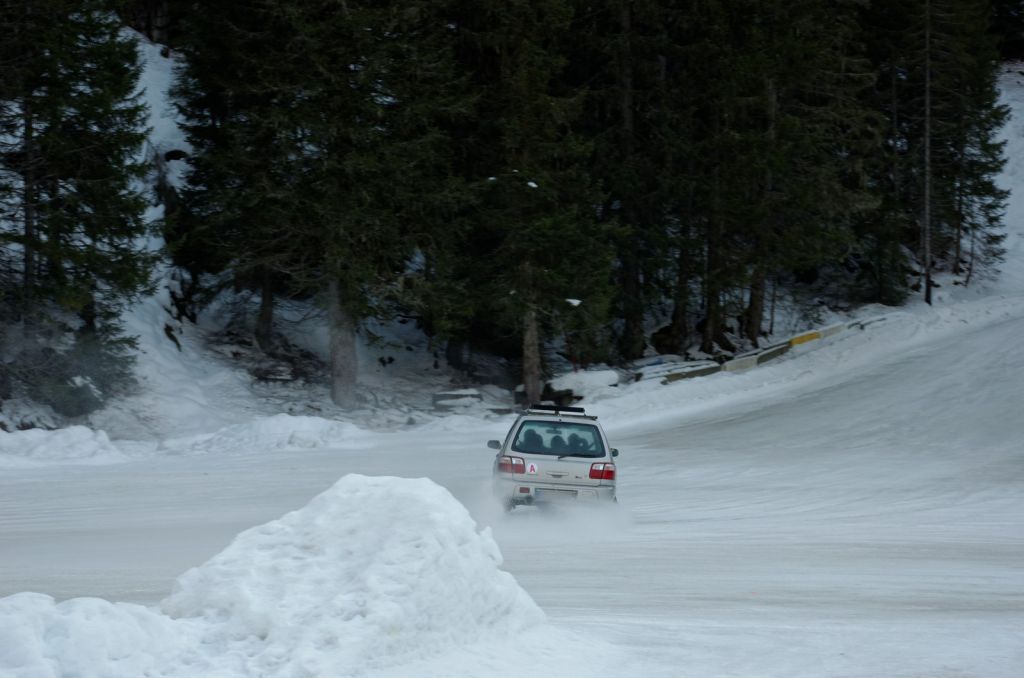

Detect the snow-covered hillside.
[{"left": 1, "top": 50, "right": 1023, "bottom": 678}]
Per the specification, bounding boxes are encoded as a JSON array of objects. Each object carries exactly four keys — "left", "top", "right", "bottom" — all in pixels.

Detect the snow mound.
[
  {"left": 161, "top": 475, "right": 542, "bottom": 674},
  {"left": 0, "top": 426, "right": 126, "bottom": 467},
  {"left": 549, "top": 368, "right": 620, "bottom": 396},
  {"left": 0, "top": 593, "right": 186, "bottom": 676},
  {"left": 159, "top": 414, "right": 360, "bottom": 456},
  {"left": 0, "top": 475, "right": 544, "bottom": 677}
]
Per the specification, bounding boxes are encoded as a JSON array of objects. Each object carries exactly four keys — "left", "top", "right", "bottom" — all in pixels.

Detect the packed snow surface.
[
  {"left": 2, "top": 47, "right": 1024, "bottom": 678},
  {"left": 4, "top": 284, "right": 1023, "bottom": 677},
  {"left": 1, "top": 476, "right": 620, "bottom": 677}
]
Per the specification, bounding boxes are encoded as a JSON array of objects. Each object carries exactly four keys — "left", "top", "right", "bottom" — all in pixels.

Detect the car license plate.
[{"left": 535, "top": 488, "right": 578, "bottom": 500}]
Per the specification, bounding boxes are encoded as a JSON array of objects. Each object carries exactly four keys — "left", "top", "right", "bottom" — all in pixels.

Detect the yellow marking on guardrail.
[{"left": 790, "top": 331, "right": 821, "bottom": 346}]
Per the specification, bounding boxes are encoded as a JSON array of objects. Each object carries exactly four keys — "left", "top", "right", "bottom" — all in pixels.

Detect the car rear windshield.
[{"left": 510, "top": 420, "right": 606, "bottom": 458}]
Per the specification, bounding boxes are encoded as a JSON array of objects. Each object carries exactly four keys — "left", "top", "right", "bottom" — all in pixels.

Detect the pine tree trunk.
[
  {"left": 667, "top": 241, "right": 690, "bottom": 354},
  {"left": 80, "top": 297, "right": 97, "bottom": 335},
  {"left": 22, "top": 101, "right": 36, "bottom": 318},
  {"left": 702, "top": 216, "right": 721, "bottom": 355},
  {"left": 702, "top": 150, "right": 734, "bottom": 355},
  {"left": 121, "top": 0, "right": 170, "bottom": 43},
  {"left": 744, "top": 76, "right": 774, "bottom": 348},
  {"left": 953, "top": 140, "right": 965, "bottom": 274},
  {"left": 522, "top": 306, "right": 542, "bottom": 406},
  {"left": 701, "top": 277, "right": 719, "bottom": 355},
  {"left": 923, "top": 0, "right": 933, "bottom": 305},
  {"left": 744, "top": 269, "right": 766, "bottom": 347},
  {"left": 965, "top": 226, "right": 976, "bottom": 286},
  {"left": 619, "top": 257, "right": 645, "bottom": 359},
  {"left": 668, "top": 146, "right": 695, "bottom": 354},
  {"left": 616, "top": 3, "right": 644, "bottom": 361},
  {"left": 953, "top": 197, "right": 963, "bottom": 275},
  {"left": 619, "top": 2, "right": 634, "bottom": 156},
  {"left": 44, "top": 177, "right": 64, "bottom": 287},
  {"left": 255, "top": 268, "right": 275, "bottom": 353},
  {"left": 0, "top": 362, "right": 11, "bottom": 406},
  {"left": 702, "top": 171, "right": 719, "bottom": 356},
  {"left": 327, "top": 279, "right": 357, "bottom": 408}
]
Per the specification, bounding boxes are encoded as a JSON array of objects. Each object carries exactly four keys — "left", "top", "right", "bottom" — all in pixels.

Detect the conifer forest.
[{"left": 1, "top": 0, "right": 1021, "bottom": 413}]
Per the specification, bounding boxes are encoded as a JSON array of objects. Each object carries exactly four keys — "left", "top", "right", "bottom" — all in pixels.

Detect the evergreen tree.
[
  {"left": 442, "top": 0, "right": 613, "bottom": 403},
  {"left": 863, "top": 0, "right": 1007, "bottom": 302},
  {"left": 174, "top": 0, "right": 467, "bottom": 406},
  {"left": 859, "top": 0, "right": 920, "bottom": 303},
  {"left": 171, "top": 0, "right": 314, "bottom": 351},
  {"left": 991, "top": 0, "right": 1024, "bottom": 59},
  {"left": 0, "top": 0, "right": 152, "bottom": 415},
  {"left": 931, "top": 0, "right": 1008, "bottom": 285},
  {"left": 646, "top": 0, "right": 875, "bottom": 353},
  {"left": 569, "top": 0, "right": 679, "bottom": 360},
  {"left": 735, "top": 0, "right": 877, "bottom": 342},
  {"left": 304, "top": 0, "right": 469, "bottom": 406}
]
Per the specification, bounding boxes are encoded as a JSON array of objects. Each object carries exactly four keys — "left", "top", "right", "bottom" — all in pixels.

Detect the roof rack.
[{"left": 524, "top": 403, "right": 597, "bottom": 419}]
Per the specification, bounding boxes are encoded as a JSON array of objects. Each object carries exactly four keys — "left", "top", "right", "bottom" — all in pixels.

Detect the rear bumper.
[{"left": 493, "top": 475, "right": 616, "bottom": 504}]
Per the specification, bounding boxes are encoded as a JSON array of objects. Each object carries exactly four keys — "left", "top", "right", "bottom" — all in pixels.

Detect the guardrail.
[{"left": 659, "top": 314, "right": 892, "bottom": 385}]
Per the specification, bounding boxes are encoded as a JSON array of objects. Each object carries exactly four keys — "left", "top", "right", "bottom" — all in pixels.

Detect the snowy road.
[
  {"left": 502, "top": 308, "right": 1024, "bottom": 677},
  {"left": 3, "top": 301, "right": 1023, "bottom": 677}
]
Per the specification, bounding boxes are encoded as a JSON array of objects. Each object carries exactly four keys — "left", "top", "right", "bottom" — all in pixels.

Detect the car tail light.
[
  {"left": 589, "top": 462, "right": 616, "bottom": 480},
  {"left": 498, "top": 456, "right": 526, "bottom": 474}
]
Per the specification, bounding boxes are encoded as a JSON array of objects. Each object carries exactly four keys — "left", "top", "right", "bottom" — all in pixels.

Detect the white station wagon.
[{"left": 489, "top": 404, "right": 618, "bottom": 510}]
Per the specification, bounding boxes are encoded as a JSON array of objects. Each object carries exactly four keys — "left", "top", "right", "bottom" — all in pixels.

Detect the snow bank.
[
  {"left": 0, "top": 413, "right": 363, "bottom": 468},
  {"left": 0, "top": 426, "right": 126, "bottom": 468},
  {"left": 0, "top": 593, "right": 186, "bottom": 677},
  {"left": 134, "top": 32, "right": 187, "bottom": 170},
  {"left": 0, "top": 475, "right": 545, "bottom": 677},
  {"left": 995, "top": 65, "right": 1024, "bottom": 297},
  {"left": 549, "top": 368, "right": 620, "bottom": 396},
  {"left": 590, "top": 292, "right": 1024, "bottom": 436},
  {"left": 162, "top": 475, "right": 543, "bottom": 675},
  {"left": 158, "top": 413, "right": 361, "bottom": 456}
]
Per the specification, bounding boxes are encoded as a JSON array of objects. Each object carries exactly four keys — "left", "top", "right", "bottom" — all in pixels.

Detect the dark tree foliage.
[
  {"left": 173, "top": 0, "right": 470, "bottom": 404},
  {"left": 6, "top": 0, "right": 1012, "bottom": 416},
  {"left": 433, "top": 0, "right": 614, "bottom": 403},
  {"left": 862, "top": 0, "right": 1007, "bottom": 302},
  {"left": 567, "top": 0, "right": 679, "bottom": 360},
  {"left": 0, "top": 0, "right": 153, "bottom": 416},
  {"left": 117, "top": 0, "right": 178, "bottom": 44},
  {"left": 991, "top": 0, "right": 1024, "bottom": 59},
  {"left": 167, "top": 0, "right": 1011, "bottom": 394}
]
